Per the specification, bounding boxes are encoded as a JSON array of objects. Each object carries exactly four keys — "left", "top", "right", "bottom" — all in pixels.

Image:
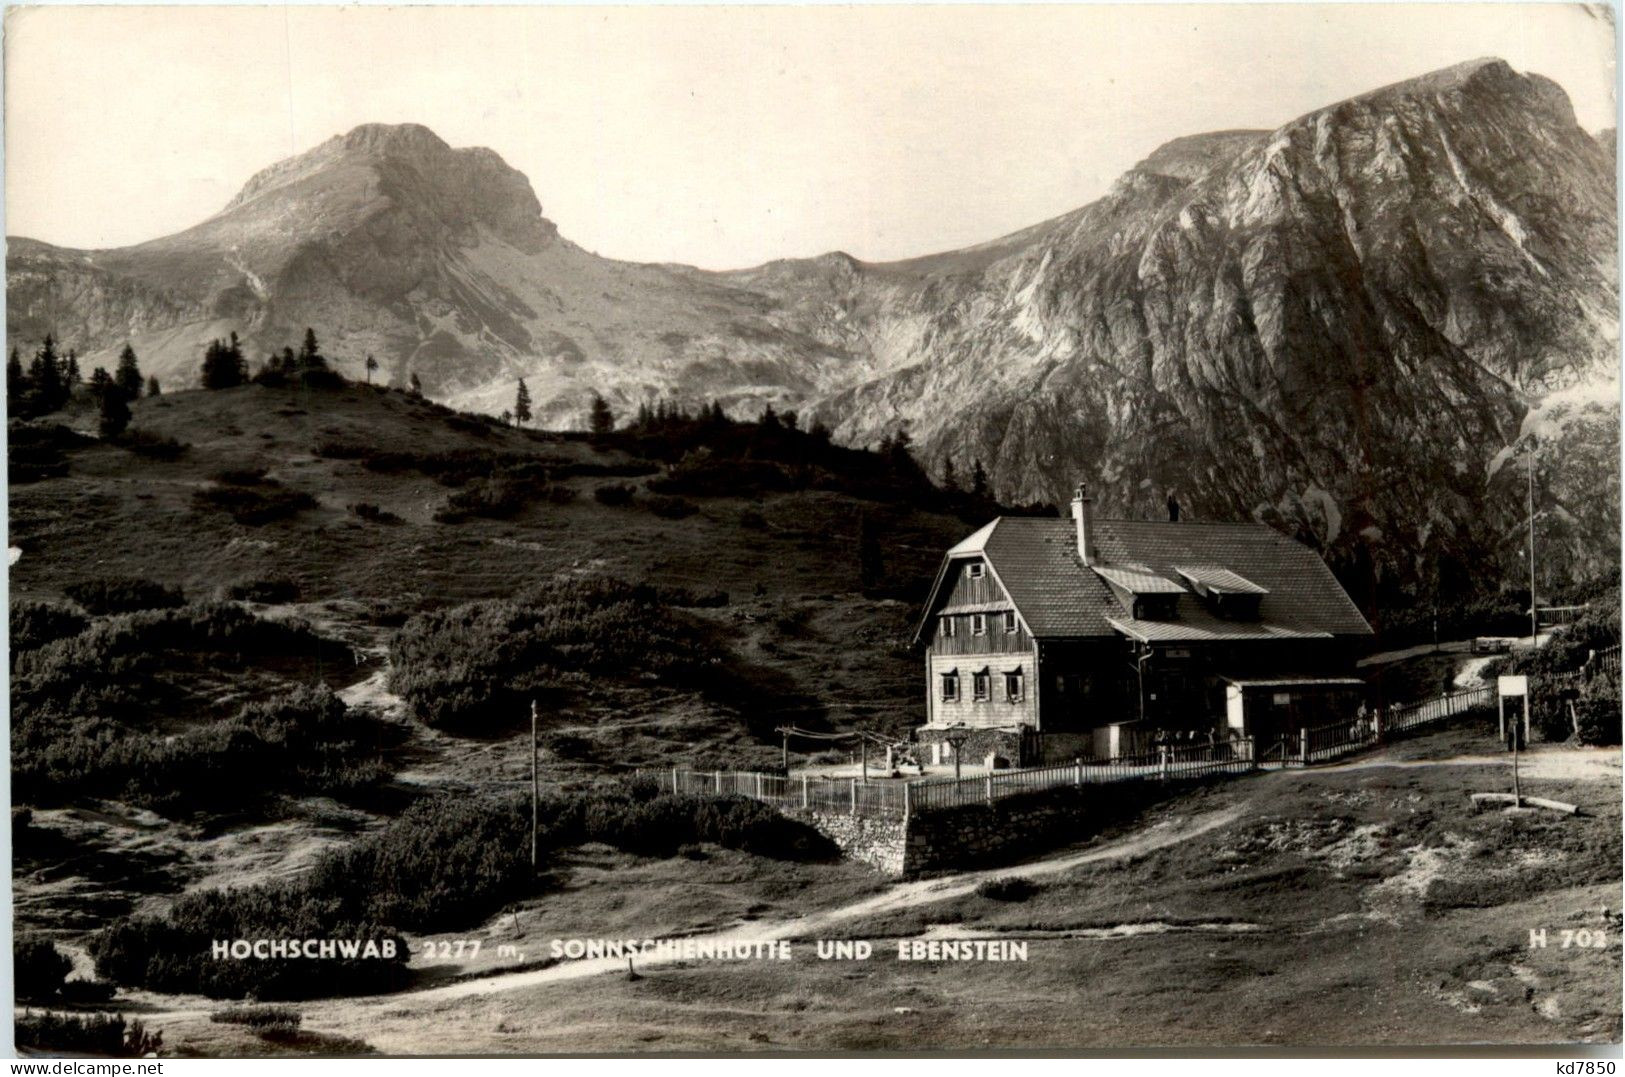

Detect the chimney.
[{"left": 1071, "top": 482, "right": 1098, "bottom": 565}]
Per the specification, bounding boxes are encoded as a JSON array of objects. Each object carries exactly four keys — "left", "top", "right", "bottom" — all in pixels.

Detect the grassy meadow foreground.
[{"left": 10, "top": 377, "right": 1622, "bottom": 1053}]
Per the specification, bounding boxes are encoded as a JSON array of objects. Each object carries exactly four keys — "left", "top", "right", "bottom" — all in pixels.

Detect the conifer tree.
[
  {"left": 146, "top": 376, "right": 161, "bottom": 398},
  {"left": 89, "top": 367, "right": 113, "bottom": 395},
  {"left": 409, "top": 372, "right": 423, "bottom": 396},
  {"left": 588, "top": 392, "right": 614, "bottom": 436},
  {"left": 298, "top": 328, "right": 324, "bottom": 369},
  {"left": 971, "top": 459, "right": 990, "bottom": 499},
  {"left": 97, "top": 379, "right": 130, "bottom": 438},
  {"left": 7, "top": 347, "right": 26, "bottom": 404},
  {"left": 29, "top": 336, "right": 64, "bottom": 413},
  {"left": 201, "top": 339, "right": 247, "bottom": 389},
  {"left": 115, "top": 344, "right": 143, "bottom": 401},
  {"left": 943, "top": 457, "right": 960, "bottom": 494},
  {"left": 514, "top": 379, "right": 532, "bottom": 427},
  {"left": 63, "top": 351, "right": 81, "bottom": 388},
  {"left": 364, "top": 355, "right": 378, "bottom": 384}
]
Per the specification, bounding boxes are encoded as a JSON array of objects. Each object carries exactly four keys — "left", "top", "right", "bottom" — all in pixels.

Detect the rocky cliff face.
[{"left": 8, "top": 58, "right": 1617, "bottom": 591}]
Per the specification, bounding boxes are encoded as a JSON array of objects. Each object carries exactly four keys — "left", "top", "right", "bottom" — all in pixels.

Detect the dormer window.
[
  {"left": 941, "top": 615, "right": 956, "bottom": 638},
  {"left": 967, "top": 562, "right": 985, "bottom": 579},
  {"left": 1004, "top": 611, "right": 1018, "bottom": 633},
  {"left": 1133, "top": 594, "right": 1181, "bottom": 621},
  {"left": 971, "top": 613, "right": 987, "bottom": 636}
]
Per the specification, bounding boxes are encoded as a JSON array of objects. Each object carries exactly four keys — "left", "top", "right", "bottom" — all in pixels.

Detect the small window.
[
  {"left": 1003, "top": 611, "right": 1018, "bottom": 633},
  {"left": 941, "top": 615, "right": 956, "bottom": 638},
  {"left": 972, "top": 669, "right": 992, "bottom": 701},
  {"left": 941, "top": 671, "right": 959, "bottom": 702},
  {"left": 971, "top": 613, "right": 986, "bottom": 636},
  {"left": 967, "top": 562, "right": 985, "bottom": 579},
  {"left": 1004, "top": 671, "right": 1024, "bottom": 703}
]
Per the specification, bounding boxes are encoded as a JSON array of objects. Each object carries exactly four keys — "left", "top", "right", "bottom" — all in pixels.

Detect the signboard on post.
[{"left": 1497, "top": 676, "right": 1530, "bottom": 747}]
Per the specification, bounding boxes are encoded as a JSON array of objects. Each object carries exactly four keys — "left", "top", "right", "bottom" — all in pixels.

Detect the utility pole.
[
  {"left": 530, "top": 699, "right": 540, "bottom": 874},
  {"left": 1528, "top": 441, "right": 1538, "bottom": 644}
]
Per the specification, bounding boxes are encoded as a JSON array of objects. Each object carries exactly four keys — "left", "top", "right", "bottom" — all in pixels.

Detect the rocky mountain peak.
[{"left": 216, "top": 122, "right": 556, "bottom": 252}]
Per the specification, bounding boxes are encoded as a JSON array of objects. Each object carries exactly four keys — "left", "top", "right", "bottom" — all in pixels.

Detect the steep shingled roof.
[{"left": 917, "top": 516, "right": 1372, "bottom": 642}]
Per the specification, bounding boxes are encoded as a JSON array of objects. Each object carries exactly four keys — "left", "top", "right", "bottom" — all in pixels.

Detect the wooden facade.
[
  {"left": 916, "top": 507, "right": 1375, "bottom": 762},
  {"left": 923, "top": 558, "right": 1037, "bottom": 730}
]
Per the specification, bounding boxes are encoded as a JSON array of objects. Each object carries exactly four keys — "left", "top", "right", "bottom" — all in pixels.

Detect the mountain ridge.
[{"left": 7, "top": 57, "right": 1617, "bottom": 596}]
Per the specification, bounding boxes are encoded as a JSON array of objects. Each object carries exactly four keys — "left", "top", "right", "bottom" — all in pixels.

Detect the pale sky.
[{"left": 4, "top": 4, "right": 1617, "bottom": 269}]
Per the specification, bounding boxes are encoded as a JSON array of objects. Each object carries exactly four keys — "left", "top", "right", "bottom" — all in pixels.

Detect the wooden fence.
[
  {"left": 660, "top": 738, "right": 1253, "bottom": 820},
  {"left": 1290, "top": 683, "right": 1496, "bottom": 764},
  {"left": 658, "top": 654, "right": 1616, "bottom": 821}
]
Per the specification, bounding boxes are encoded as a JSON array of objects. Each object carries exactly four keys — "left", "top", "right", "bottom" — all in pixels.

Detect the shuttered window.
[
  {"left": 972, "top": 668, "right": 991, "bottom": 701},
  {"left": 941, "top": 670, "right": 959, "bottom": 701},
  {"left": 1004, "top": 668, "right": 1025, "bottom": 703}
]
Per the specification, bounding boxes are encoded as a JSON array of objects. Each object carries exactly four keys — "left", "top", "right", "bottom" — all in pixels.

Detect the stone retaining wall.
[
  {"left": 788, "top": 781, "right": 1186, "bottom": 876},
  {"left": 790, "top": 809, "right": 909, "bottom": 875}
]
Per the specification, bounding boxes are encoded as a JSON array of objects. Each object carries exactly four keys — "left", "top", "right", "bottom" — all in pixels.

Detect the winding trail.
[{"left": 119, "top": 803, "right": 1247, "bottom": 1027}]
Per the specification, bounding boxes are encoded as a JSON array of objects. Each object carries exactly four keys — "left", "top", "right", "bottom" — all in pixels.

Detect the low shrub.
[
  {"left": 388, "top": 577, "right": 695, "bottom": 729},
  {"left": 14, "top": 1013, "right": 160, "bottom": 1057},
  {"left": 210, "top": 1006, "right": 303, "bottom": 1030},
  {"left": 594, "top": 482, "right": 635, "bottom": 506},
  {"left": 93, "top": 783, "right": 830, "bottom": 999},
  {"left": 350, "top": 503, "right": 403, "bottom": 524},
  {"left": 975, "top": 876, "right": 1040, "bottom": 902},
  {"left": 8, "top": 421, "right": 91, "bottom": 483},
  {"left": 14, "top": 935, "right": 72, "bottom": 999},
  {"left": 10, "top": 600, "right": 88, "bottom": 654},
  {"left": 433, "top": 473, "right": 577, "bottom": 522},
  {"left": 645, "top": 494, "right": 697, "bottom": 519},
  {"left": 211, "top": 466, "right": 268, "bottom": 485},
  {"left": 119, "top": 430, "right": 189, "bottom": 460},
  {"left": 63, "top": 577, "right": 185, "bottom": 615},
  {"left": 1574, "top": 695, "right": 1622, "bottom": 746},
  {"left": 60, "top": 979, "right": 118, "bottom": 1004},
  {"left": 226, "top": 577, "right": 302, "bottom": 603},
  {"left": 194, "top": 481, "right": 317, "bottom": 525}
]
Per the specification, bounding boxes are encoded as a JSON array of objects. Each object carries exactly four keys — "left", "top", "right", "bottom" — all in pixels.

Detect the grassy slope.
[
  {"left": 9, "top": 382, "right": 959, "bottom": 937},
  {"left": 10, "top": 382, "right": 956, "bottom": 750},
  {"left": 235, "top": 735, "right": 1618, "bottom": 1054}
]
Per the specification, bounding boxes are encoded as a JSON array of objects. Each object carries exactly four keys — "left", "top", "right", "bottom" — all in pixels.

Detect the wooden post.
[
  {"left": 1300, "top": 727, "right": 1309, "bottom": 766},
  {"left": 801, "top": 775, "right": 809, "bottom": 809},
  {"left": 861, "top": 739, "right": 869, "bottom": 782},
  {"left": 1159, "top": 745, "right": 1168, "bottom": 782},
  {"left": 781, "top": 731, "right": 789, "bottom": 773},
  {"left": 1374, "top": 708, "right": 1385, "bottom": 744},
  {"left": 530, "top": 700, "right": 539, "bottom": 875},
  {"left": 985, "top": 774, "right": 994, "bottom": 803},
  {"left": 715, "top": 770, "right": 722, "bottom": 795},
  {"left": 1074, "top": 757, "right": 1083, "bottom": 786},
  {"left": 1512, "top": 711, "right": 1523, "bottom": 806},
  {"left": 850, "top": 778, "right": 857, "bottom": 815},
  {"left": 903, "top": 781, "right": 912, "bottom": 822},
  {"left": 671, "top": 766, "right": 678, "bottom": 795}
]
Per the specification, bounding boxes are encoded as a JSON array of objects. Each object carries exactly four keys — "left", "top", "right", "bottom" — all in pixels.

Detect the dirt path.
[
  {"left": 120, "top": 802, "right": 1247, "bottom": 1029},
  {"left": 1285, "top": 747, "right": 1621, "bottom": 783}
]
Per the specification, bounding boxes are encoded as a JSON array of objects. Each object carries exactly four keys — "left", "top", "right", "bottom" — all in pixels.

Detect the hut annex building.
[{"left": 914, "top": 485, "right": 1374, "bottom": 766}]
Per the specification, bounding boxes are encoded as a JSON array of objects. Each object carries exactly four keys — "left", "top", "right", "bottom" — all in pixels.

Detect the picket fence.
[{"left": 659, "top": 738, "right": 1254, "bottom": 820}]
